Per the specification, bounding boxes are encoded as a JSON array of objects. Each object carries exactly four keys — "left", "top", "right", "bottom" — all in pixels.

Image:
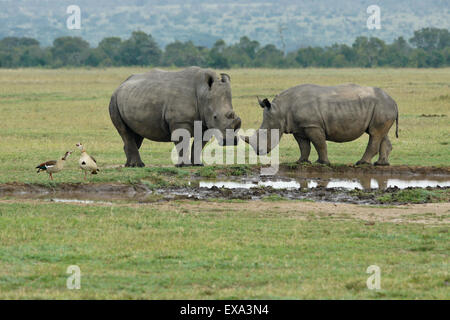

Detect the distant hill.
[{"left": 1, "top": 0, "right": 449, "bottom": 51}]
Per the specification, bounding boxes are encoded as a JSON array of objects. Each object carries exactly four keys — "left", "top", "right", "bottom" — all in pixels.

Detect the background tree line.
[{"left": 0, "top": 28, "right": 448, "bottom": 68}]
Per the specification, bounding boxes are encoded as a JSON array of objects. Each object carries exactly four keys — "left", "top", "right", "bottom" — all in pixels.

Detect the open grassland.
[
  {"left": 0, "top": 68, "right": 449, "bottom": 184},
  {"left": 0, "top": 200, "right": 448, "bottom": 299},
  {"left": 0, "top": 68, "right": 449, "bottom": 300}
]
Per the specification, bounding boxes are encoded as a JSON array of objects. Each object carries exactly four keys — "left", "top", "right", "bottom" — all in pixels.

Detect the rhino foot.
[
  {"left": 125, "top": 161, "right": 145, "bottom": 168},
  {"left": 315, "top": 159, "right": 330, "bottom": 166},
  {"left": 374, "top": 160, "right": 390, "bottom": 166},
  {"left": 175, "top": 162, "right": 204, "bottom": 167},
  {"left": 175, "top": 163, "right": 191, "bottom": 168},
  {"left": 297, "top": 159, "right": 311, "bottom": 164},
  {"left": 355, "top": 160, "right": 371, "bottom": 166}
]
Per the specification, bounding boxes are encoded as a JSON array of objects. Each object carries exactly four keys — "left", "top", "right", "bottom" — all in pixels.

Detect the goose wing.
[{"left": 36, "top": 160, "right": 57, "bottom": 172}]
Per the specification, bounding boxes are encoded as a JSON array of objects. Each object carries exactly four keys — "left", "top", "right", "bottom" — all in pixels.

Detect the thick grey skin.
[
  {"left": 109, "top": 67, "right": 241, "bottom": 167},
  {"left": 242, "top": 84, "right": 399, "bottom": 166}
]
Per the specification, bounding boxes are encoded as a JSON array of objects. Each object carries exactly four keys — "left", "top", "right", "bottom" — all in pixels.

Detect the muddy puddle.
[
  {"left": 179, "top": 170, "right": 449, "bottom": 204},
  {"left": 0, "top": 166, "right": 449, "bottom": 205},
  {"left": 195, "top": 170, "right": 450, "bottom": 191},
  {"left": 50, "top": 198, "right": 113, "bottom": 205},
  {"left": 197, "top": 178, "right": 450, "bottom": 190}
]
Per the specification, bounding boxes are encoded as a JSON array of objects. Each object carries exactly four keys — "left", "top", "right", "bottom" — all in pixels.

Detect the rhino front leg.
[
  {"left": 356, "top": 134, "right": 383, "bottom": 165},
  {"left": 190, "top": 139, "right": 207, "bottom": 166},
  {"left": 305, "top": 128, "right": 330, "bottom": 165},
  {"left": 172, "top": 124, "right": 205, "bottom": 167},
  {"left": 374, "top": 135, "right": 392, "bottom": 166},
  {"left": 294, "top": 133, "right": 311, "bottom": 164},
  {"left": 173, "top": 139, "right": 191, "bottom": 167}
]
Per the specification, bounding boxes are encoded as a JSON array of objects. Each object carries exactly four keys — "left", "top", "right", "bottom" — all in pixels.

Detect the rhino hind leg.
[
  {"left": 294, "top": 134, "right": 311, "bottom": 164},
  {"left": 109, "top": 96, "right": 145, "bottom": 167},
  {"left": 374, "top": 136, "right": 392, "bottom": 166},
  {"left": 304, "top": 128, "right": 330, "bottom": 165},
  {"left": 122, "top": 130, "right": 145, "bottom": 168},
  {"left": 135, "top": 134, "right": 144, "bottom": 150}
]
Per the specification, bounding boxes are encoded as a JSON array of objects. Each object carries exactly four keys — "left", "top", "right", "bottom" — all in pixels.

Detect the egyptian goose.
[
  {"left": 76, "top": 143, "right": 99, "bottom": 180},
  {"left": 36, "top": 151, "right": 72, "bottom": 180}
]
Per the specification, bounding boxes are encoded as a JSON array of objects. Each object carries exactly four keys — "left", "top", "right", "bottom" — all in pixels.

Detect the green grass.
[
  {"left": 0, "top": 202, "right": 448, "bottom": 299},
  {"left": 261, "top": 194, "right": 288, "bottom": 202},
  {"left": 0, "top": 68, "right": 449, "bottom": 184},
  {"left": 0, "top": 68, "right": 449, "bottom": 300},
  {"left": 196, "top": 164, "right": 255, "bottom": 179},
  {"left": 377, "top": 189, "right": 450, "bottom": 204}
]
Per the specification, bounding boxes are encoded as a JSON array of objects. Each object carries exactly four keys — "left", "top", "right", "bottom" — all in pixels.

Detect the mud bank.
[
  {"left": 1, "top": 165, "right": 449, "bottom": 205},
  {"left": 157, "top": 185, "right": 449, "bottom": 204},
  {"left": 0, "top": 182, "right": 448, "bottom": 205}
]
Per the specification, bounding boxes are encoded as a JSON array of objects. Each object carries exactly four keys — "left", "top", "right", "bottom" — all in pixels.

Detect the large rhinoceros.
[
  {"left": 242, "top": 84, "right": 399, "bottom": 166},
  {"left": 109, "top": 67, "right": 241, "bottom": 167}
]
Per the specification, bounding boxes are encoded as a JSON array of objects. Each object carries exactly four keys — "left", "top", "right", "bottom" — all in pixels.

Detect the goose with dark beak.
[
  {"left": 36, "top": 151, "right": 72, "bottom": 180},
  {"left": 76, "top": 143, "right": 99, "bottom": 180}
]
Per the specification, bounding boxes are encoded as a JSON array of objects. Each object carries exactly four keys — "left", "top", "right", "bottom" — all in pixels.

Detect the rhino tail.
[
  {"left": 395, "top": 102, "right": 399, "bottom": 138},
  {"left": 395, "top": 113, "right": 399, "bottom": 138}
]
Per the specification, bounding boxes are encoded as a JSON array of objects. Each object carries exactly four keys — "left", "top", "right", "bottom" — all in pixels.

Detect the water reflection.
[{"left": 199, "top": 176, "right": 450, "bottom": 190}]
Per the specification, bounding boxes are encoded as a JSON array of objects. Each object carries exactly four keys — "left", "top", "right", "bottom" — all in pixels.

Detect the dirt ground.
[
  {"left": 1, "top": 198, "right": 448, "bottom": 225},
  {"left": 172, "top": 201, "right": 449, "bottom": 225}
]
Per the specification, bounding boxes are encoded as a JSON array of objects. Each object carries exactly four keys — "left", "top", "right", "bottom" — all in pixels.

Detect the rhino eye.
[{"left": 214, "top": 115, "right": 217, "bottom": 119}]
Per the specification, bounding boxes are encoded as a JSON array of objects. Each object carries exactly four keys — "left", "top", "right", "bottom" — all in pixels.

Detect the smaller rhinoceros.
[{"left": 241, "top": 84, "right": 399, "bottom": 166}]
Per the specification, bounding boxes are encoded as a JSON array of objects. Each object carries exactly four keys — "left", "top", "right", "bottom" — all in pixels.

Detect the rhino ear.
[
  {"left": 205, "top": 73, "right": 214, "bottom": 89},
  {"left": 220, "top": 73, "right": 230, "bottom": 83},
  {"left": 257, "top": 96, "right": 271, "bottom": 109}
]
